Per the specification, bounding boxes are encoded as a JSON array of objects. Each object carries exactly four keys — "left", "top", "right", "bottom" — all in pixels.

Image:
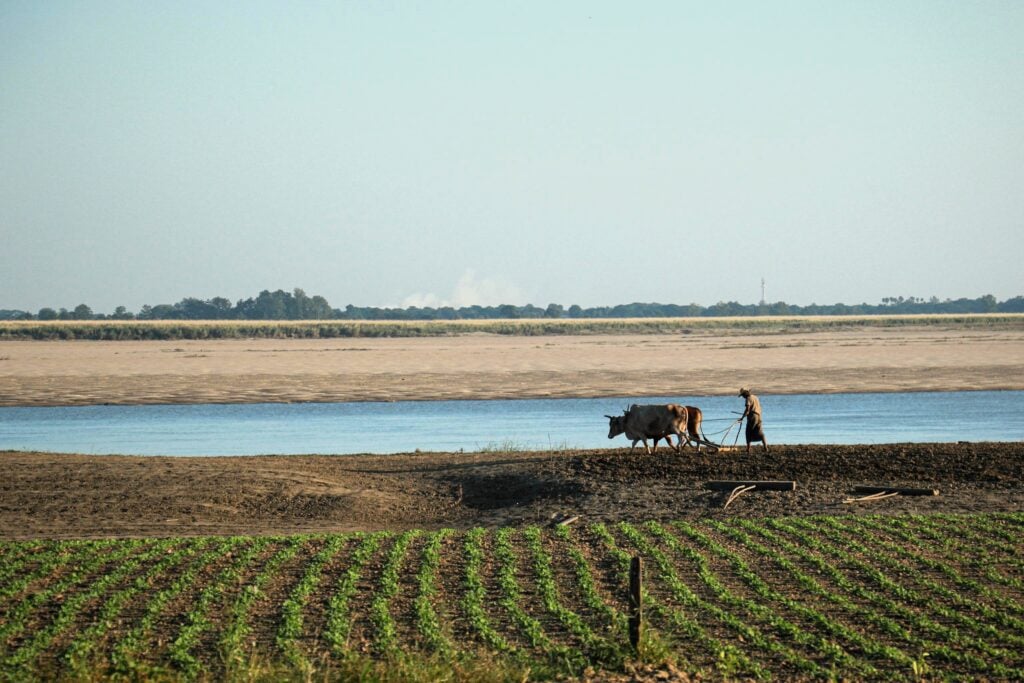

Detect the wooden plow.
[{"left": 686, "top": 436, "right": 723, "bottom": 454}]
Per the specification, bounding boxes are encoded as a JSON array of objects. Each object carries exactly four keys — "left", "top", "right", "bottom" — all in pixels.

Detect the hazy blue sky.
[{"left": 2, "top": 1, "right": 1022, "bottom": 313}]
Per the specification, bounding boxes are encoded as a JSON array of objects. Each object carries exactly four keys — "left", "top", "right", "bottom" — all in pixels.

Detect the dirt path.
[{"left": 2, "top": 443, "right": 1021, "bottom": 539}]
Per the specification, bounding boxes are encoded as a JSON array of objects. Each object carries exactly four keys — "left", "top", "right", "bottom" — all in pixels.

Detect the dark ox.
[{"left": 605, "top": 404, "right": 689, "bottom": 454}]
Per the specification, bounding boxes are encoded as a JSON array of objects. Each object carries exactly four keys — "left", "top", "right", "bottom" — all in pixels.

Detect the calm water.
[{"left": 1, "top": 391, "right": 1021, "bottom": 456}]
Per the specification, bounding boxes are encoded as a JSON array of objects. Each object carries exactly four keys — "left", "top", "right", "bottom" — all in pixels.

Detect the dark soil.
[{"left": 1, "top": 442, "right": 1022, "bottom": 540}]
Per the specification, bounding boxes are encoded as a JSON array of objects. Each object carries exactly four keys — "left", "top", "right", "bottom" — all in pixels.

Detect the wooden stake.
[{"left": 628, "top": 556, "right": 642, "bottom": 652}]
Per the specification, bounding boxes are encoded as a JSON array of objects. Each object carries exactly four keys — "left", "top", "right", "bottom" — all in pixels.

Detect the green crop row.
[
  {"left": 167, "top": 538, "right": 274, "bottom": 678},
  {"left": 1, "top": 513, "right": 1022, "bottom": 681},
  {"left": 412, "top": 529, "right": 456, "bottom": 657},
  {"left": 369, "top": 530, "right": 420, "bottom": 656},
  {"left": 276, "top": 535, "right": 348, "bottom": 671},
  {"left": 220, "top": 536, "right": 307, "bottom": 674}
]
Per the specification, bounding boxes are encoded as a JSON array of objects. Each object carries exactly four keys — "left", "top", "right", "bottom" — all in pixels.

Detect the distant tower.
[{"left": 760, "top": 278, "right": 766, "bottom": 307}]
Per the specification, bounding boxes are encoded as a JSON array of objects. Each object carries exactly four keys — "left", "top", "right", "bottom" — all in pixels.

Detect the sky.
[{"left": 2, "top": 1, "right": 1022, "bottom": 313}]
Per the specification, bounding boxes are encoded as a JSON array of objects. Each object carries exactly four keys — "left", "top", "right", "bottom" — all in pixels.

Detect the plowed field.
[{"left": 1, "top": 442, "right": 1022, "bottom": 539}]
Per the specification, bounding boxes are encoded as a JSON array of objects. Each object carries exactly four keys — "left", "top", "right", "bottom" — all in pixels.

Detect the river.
[{"left": 1, "top": 391, "right": 1021, "bottom": 456}]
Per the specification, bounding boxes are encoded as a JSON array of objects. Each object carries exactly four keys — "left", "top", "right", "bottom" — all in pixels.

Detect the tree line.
[{"left": 2, "top": 289, "right": 1022, "bottom": 322}]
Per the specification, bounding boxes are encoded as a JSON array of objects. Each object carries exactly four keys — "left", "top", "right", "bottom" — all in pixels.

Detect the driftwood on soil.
[
  {"left": 549, "top": 513, "right": 580, "bottom": 527},
  {"left": 705, "top": 480, "right": 797, "bottom": 491},
  {"left": 724, "top": 484, "right": 757, "bottom": 509},
  {"left": 843, "top": 491, "right": 901, "bottom": 504},
  {"left": 853, "top": 485, "right": 940, "bottom": 496}
]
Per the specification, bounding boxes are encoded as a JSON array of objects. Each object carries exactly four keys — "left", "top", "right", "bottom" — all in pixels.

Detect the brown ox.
[
  {"left": 605, "top": 403, "right": 689, "bottom": 454},
  {"left": 665, "top": 405, "right": 707, "bottom": 452}
]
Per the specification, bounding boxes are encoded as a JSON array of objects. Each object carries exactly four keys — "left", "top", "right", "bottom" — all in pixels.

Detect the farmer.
[{"left": 738, "top": 388, "right": 769, "bottom": 454}]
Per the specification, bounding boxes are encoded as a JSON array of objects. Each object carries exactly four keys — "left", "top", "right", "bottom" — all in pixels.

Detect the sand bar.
[{"left": 2, "top": 323, "right": 1023, "bottom": 406}]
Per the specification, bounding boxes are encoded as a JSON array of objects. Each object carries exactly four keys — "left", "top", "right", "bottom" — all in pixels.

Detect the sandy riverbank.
[{"left": 2, "top": 324, "right": 1023, "bottom": 406}]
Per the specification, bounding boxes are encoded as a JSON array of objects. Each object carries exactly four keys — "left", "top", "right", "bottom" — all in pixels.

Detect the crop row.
[{"left": 1, "top": 512, "right": 1022, "bottom": 681}]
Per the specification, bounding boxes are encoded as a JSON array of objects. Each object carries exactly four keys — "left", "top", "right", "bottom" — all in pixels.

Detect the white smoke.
[{"left": 401, "top": 269, "right": 525, "bottom": 308}]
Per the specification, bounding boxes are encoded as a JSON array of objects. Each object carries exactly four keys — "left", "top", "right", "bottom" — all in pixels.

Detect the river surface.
[{"left": 1, "top": 391, "right": 1021, "bottom": 456}]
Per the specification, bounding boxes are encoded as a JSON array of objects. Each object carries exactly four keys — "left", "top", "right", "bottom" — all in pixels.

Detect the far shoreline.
[{"left": 4, "top": 385, "right": 1024, "bottom": 411}]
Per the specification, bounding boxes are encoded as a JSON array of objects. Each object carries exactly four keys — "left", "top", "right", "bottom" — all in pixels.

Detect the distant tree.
[
  {"left": 436, "top": 306, "right": 458, "bottom": 320},
  {"left": 998, "top": 296, "right": 1024, "bottom": 312},
  {"left": 288, "top": 288, "right": 309, "bottom": 319},
  {"left": 0, "top": 310, "right": 32, "bottom": 320},
  {"left": 307, "top": 295, "right": 333, "bottom": 320},
  {"left": 178, "top": 298, "right": 215, "bottom": 319},
  {"left": 496, "top": 304, "right": 519, "bottom": 319},
  {"left": 38, "top": 307, "right": 58, "bottom": 320},
  {"left": 707, "top": 301, "right": 749, "bottom": 317},
  {"left": 71, "top": 304, "right": 93, "bottom": 320},
  {"left": 544, "top": 303, "right": 564, "bottom": 318},
  {"left": 209, "top": 297, "right": 234, "bottom": 318},
  {"left": 111, "top": 306, "right": 134, "bottom": 320},
  {"left": 237, "top": 290, "right": 288, "bottom": 319},
  {"left": 148, "top": 304, "right": 177, "bottom": 319}
]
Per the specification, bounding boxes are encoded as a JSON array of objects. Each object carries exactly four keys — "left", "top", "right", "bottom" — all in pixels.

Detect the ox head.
[{"left": 605, "top": 408, "right": 630, "bottom": 439}]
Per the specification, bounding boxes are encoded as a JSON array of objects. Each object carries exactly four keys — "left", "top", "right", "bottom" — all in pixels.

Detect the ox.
[
  {"left": 605, "top": 404, "right": 689, "bottom": 454},
  {"left": 665, "top": 405, "right": 707, "bottom": 452}
]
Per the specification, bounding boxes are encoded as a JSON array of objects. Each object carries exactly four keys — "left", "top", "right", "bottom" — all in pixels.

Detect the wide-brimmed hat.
[{"left": 738, "top": 388, "right": 750, "bottom": 397}]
